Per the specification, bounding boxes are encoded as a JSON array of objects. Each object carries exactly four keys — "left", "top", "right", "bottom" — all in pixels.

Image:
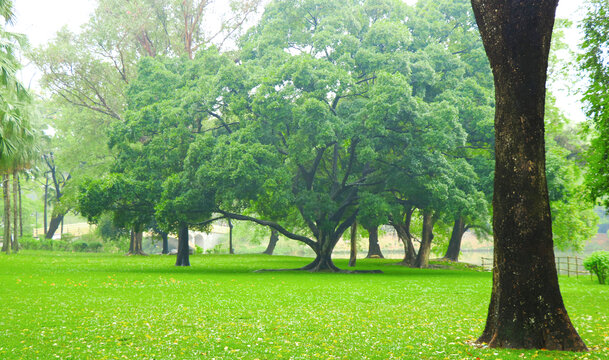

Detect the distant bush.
[
  {"left": 195, "top": 245, "right": 203, "bottom": 255},
  {"left": 88, "top": 241, "right": 103, "bottom": 252},
  {"left": 584, "top": 251, "right": 609, "bottom": 285},
  {"left": 19, "top": 236, "right": 41, "bottom": 250},
  {"left": 71, "top": 241, "right": 89, "bottom": 252}
]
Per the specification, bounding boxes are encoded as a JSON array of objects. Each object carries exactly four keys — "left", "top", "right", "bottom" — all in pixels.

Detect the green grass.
[{"left": 0, "top": 252, "right": 607, "bottom": 359}]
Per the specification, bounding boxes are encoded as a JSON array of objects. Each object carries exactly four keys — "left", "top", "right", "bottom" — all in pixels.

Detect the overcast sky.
[{"left": 10, "top": 0, "right": 587, "bottom": 122}]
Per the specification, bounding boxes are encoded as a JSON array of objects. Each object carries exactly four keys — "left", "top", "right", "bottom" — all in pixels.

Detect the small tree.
[{"left": 584, "top": 252, "right": 609, "bottom": 285}]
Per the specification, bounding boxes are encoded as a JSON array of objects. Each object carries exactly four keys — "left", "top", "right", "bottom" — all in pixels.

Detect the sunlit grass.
[{"left": 0, "top": 251, "right": 607, "bottom": 359}]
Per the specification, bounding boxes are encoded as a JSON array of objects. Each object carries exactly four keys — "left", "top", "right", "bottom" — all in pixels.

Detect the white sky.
[{"left": 10, "top": 0, "right": 587, "bottom": 123}]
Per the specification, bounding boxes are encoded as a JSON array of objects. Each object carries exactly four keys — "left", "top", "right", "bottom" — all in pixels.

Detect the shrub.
[
  {"left": 19, "top": 236, "right": 41, "bottom": 250},
  {"left": 71, "top": 241, "right": 89, "bottom": 252},
  {"left": 584, "top": 251, "right": 609, "bottom": 285},
  {"left": 88, "top": 241, "right": 103, "bottom": 252}
]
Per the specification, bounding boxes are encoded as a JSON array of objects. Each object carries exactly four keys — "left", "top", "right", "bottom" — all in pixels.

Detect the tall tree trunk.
[
  {"left": 471, "top": 0, "right": 586, "bottom": 350},
  {"left": 128, "top": 226, "right": 146, "bottom": 255},
  {"left": 365, "top": 225, "right": 384, "bottom": 258},
  {"left": 12, "top": 170, "right": 19, "bottom": 251},
  {"left": 392, "top": 208, "right": 416, "bottom": 265},
  {"left": 175, "top": 223, "right": 190, "bottom": 266},
  {"left": 18, "top": 174, "right": 22, "bottom": 237},
  {"left": 45, "top": 214, "right": 64, "bottom": 239},
  {"left": 161, "top": 231, "right": 169, "bottom": 254},
  {"left": 129, "top": 230, "right": 135, "bottom": 254},
  {"left": 348, "top": 221, "right": 357, "bottom": 267},
  {"left": 135, "top": 231, "right": 143, "bottom": 253},
  {"left": 263, "top": 229, "right": 279, "bottom": 255},
  {"left": 300, "top": 231, "right": 341, "bottom": 272},
  {"left": 228, "top": 218, "right": 234, "bottom": 254},
  {"left": 43, "top": 175, "right": 48, "bottom": 235},
  {"left": 414, "top": 211, "right": 436, "bottom": 268},
  {"left": 443, "top": 216, "right": 466, "bottom": 261},
  {"left": 2, "top": 174, "right": 11, "bottom": 254}
]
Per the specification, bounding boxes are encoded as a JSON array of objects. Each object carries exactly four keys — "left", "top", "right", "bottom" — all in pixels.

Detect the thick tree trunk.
[
  {"left": 18, "top": 175, "right": 22, "bottom": 237},
  {"left": 471, "top": 0, "right": 587, "bottom": 351},
  {"left": 45, "top": 214, "right": 64, "bottom": 239},
  {"left": 2, "top": 174, "right": 11, "bottom": 254},
  {"left": 393, "top": 209, "right": 416, "bottom": 265},
  {"left": 301, "top": 231, "right": 341, "bottom": 272},
  {"left": 43, "top": 175, "right": 48, "bottom": 234},
  {"left": 365, "top": 225, "right": 384, "bottom": 258},
  {"left": 175, "top": 223, "right": 190, "bottom": 266},
  {"left": 414, "top": 211, "right": 436, "bottom": 268},
  {"left": 348, "top": 222, "right": 357, "bottom": 267},
  {"left": 128, "top": 228, "right": 146, "bottom": 255},
  {"left": 443, "top": 216, "right": 466, "bottom": 261},
  {"left": 228, "top": 218, "right": 234, "bottom": 254},
  {"left": 262, "top": 229, "right": 279, "bottom": 255},
  {"left": 12, "top": 170, "right": 19, "bottom": 251},
  {"left": 161, "top": 231, "right": 169, "bottom": 254}
]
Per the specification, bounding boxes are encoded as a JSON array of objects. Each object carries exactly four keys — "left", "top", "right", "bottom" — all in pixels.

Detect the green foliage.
[
  {"left": 580, "top": 0, "right": 609, "bottom": 210},
  {"left": 0, "top": 252, "right": 607, "bottom": 359},
  {"left": 584, "top": 251, "right": 609, "bottom": 285},
  {"left": 71, "top": 240, "right": 88, "bottom": 252}
]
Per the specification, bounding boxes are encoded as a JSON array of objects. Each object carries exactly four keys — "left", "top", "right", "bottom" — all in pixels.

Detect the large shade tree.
[{"left": 471, "top": 0, "right": 587, "bottom": 350}]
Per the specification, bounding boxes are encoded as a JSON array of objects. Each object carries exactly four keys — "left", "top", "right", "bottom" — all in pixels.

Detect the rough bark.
[
  {"left": 43, "top": 175, "right": 48, "bottom": 234},
  {"left": 45, "top": 214, "right": 64, "bottom": 239},
  {"left": 365, "top": 225, "right": 384, "bottom": 258},
  {"left": 348, "top": 222, "right": 357, "bottom": 267},
  {"left": 12, "top": 170, "right": 19, "bottom": 251},
  {"left": 262, "top": 229, "right": 279, "bottom": 255},
  {"left": 2, "top": 174, "right": 10, "bottom": 254},
  {"left": 392, "top": 209, "right": 416, "bottom": 266},
  {"left": 443, "top": 216, "right": 466, "bottom": 261},
  {"left": 175, "top": 223, "right": 190, "bottom": 266},
  {"left": 471, "top": 0, "right": 587, "bottom": 351},
  {"left": 128, "top": 228, "right": 146, "bottom": 255},
  {"left": 161, "top": 231, "right": 169, "bottom": 255},
  {"left": 414, "top": 211, "right": 436, "bottom": 268},
  {"left": 18, "top": 175, "right": 22, "bottom": 237},
  {"left": 228, "top": 218, "right": 234, "bottom": 254}
]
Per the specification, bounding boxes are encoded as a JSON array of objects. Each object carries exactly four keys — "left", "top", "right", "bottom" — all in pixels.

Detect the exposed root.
[
  {"left": 253, "top": 267, "right": 382, "bottom": 274},
  {"left": 126, "top": 251, "right": 148, "bottom": 256}
]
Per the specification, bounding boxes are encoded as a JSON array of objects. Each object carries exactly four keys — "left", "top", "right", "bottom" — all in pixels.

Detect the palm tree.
[{"left": 0, "top": 0, "right": 36, "bottom": 253}]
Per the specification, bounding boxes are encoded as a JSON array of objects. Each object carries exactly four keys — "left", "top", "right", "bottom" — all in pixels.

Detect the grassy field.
[{"left": 0, "top": 252, "right": 607, "bottom": 359}]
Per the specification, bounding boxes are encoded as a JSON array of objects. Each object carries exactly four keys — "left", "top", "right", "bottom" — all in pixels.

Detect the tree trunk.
[
  {"left": 43, "top": 175, "right": 48, "bottom": 234},
  {"left": 392, "top": 208, "right": 416, "bottom": 265},
  {"left": 45, "top": 214, "right": 64, "bottom": 239},
  {"left": 228, "top": 218, "right": 234, "bottom": 254},
  {"left": 2, "top": 173, "right": 11, "bottom": 254},
  {"left": 348, "top": 222, "right": 357, "bottom": 267},
  {"left": 175, "top": 223, "right": 190, "bottom": 266},
  {"left": 12, "top": 170, "right": 19, "bottom": 251},
  {"left": 262, "top": 229, "right": 279, "bottom": 255},
  {"left": 161, "top": 231, "right": 169, "bottom": 254},
  {"left": 443, "top": 216, "right": 466, "bottom": 261},
  {"left": 471, "top": 0, "right": 587, "bottom": 351},
  {"left": 414, "top": 211, "right": 436, "bottom": 268},
  {"left": 365, "top": 225, "right": 384, "bottom": 258},
  {"left": 128, "top": 227, "right": 146, "bottom": 255},
  {"left": 18, "top": 174, "right": 22, "bottom": 237},
  {"left": 301, "top": 231, "right": 341, "bottom": 272}
]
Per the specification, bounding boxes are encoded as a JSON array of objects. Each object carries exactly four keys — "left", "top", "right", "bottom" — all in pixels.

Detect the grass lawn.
[{"left": 0, "top": 252, "right": 607, "bottom": 359}]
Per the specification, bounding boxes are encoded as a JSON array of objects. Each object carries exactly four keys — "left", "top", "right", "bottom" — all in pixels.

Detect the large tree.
[
  {"left": 580, "top": 0, "right": 609, "bottom": 211},
  {"left": 0, "top": 0, "right": 36, "bottom": 253},
  {"left": 471, "top": 0, "right": 587, "bottom": 350}
]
